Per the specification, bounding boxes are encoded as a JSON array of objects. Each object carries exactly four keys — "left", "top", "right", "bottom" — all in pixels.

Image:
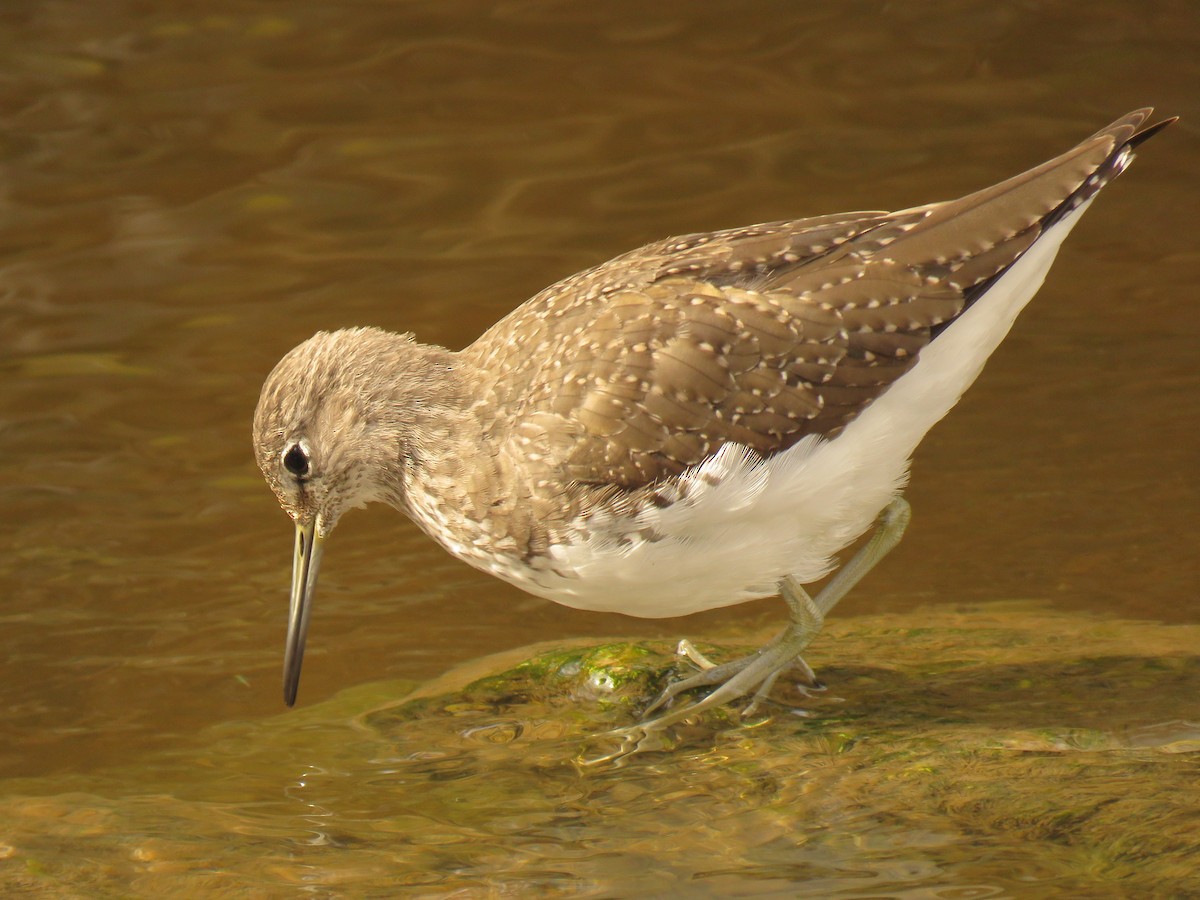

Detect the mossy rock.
[{"left": 1, "top": 605, "right": 1197, "bottom": 895}]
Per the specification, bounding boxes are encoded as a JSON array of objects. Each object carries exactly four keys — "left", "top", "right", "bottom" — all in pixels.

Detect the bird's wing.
[{"left": 466, "top": 109, "right": 1166, "bottom": 489}]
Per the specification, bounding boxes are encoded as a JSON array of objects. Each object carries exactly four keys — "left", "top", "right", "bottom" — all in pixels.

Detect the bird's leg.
[
  {"left": 638, "top": 576, "right": 825, "bottom": 721},
  {"left": 644, "top": 496, "right": 911, "bottom": 716},
  {"left": 582, "top": 497, "right": 911, "bottom": 765},
  {"left": 672, "top": 636, "right": 818, "bottom": 696},
  {"left": 809, "top": 495, "right": 912, "bottom": 620},
  {"left": 641, "top": 584, "right": 820, "bottom": 718}
]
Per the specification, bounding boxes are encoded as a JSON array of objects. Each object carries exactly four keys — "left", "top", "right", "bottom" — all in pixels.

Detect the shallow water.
[
  {"left": 1, "top": 0, "right": 1197, "bottom": 894},
  {"left": 4, "top": 611, "right": 1199, "bottom": 895}
]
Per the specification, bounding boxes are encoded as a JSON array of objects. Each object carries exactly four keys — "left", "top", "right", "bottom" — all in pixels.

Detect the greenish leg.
[
  {"left": 810, "top": 494, "right": 912, "bottom": 619},
  {"left": 582, "top": 496, "right": 912, "bottom": 765}
]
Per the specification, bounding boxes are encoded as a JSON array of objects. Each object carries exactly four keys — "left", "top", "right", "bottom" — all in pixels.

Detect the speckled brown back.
[{"left": 462, "top": 109, "right": 1164, "bottom": 490}]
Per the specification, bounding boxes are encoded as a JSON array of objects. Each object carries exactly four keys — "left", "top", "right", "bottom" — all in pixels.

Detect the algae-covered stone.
[{"left": 0, "top": 606, "right": 1197, "bottom": 896}]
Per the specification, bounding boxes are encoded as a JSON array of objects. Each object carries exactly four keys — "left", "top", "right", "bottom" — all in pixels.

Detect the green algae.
[{"left": 1, "top": 605, "right": 1197, "bottom": 896}]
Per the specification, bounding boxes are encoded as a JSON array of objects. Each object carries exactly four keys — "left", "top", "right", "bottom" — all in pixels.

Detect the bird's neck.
[
  {"left": 374, "top": 340, "right": 562, "bottom": 569},
  {"left": 354, "top": 341, "right": 495, "bottom": 531}
]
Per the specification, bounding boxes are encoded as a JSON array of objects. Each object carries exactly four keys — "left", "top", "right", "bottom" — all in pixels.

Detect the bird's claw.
[{"left": 674, "top": 638, "right": 718, "bottom": 670}]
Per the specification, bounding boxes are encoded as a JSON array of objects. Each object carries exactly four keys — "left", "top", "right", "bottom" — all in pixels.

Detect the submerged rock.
[{"left": 2, "top": 605, "right": 1198, "bottom": 896}]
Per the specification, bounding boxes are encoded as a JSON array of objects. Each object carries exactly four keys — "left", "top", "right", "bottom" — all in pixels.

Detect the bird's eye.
[{"left": 282, "top": 443, "right": 310, "bottom": 478}]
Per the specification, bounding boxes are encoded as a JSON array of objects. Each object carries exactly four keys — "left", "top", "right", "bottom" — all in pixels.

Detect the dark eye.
[{"left": 282, "top": 443, "right": 310, "bottom": 478}]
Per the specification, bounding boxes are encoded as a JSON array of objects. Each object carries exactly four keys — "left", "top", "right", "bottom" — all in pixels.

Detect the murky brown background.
[{"left": 1, "top": 0, "right": 1196, "bottom": 893}]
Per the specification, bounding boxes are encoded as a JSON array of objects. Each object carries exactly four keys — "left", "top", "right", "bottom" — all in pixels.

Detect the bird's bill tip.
[{"left": 283, "top": 519, "right": 324, "bottom": 706}]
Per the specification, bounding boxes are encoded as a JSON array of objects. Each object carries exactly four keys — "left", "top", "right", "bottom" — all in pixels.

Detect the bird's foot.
[
  {"left": 579, "top": 635, "right": 820, "bottom": 766},
  {"left": 580, "top": 497, "right": 911, "bottom": 765},
  {"left": 649, "top": 637, "right": 823, "bottom": 717}
]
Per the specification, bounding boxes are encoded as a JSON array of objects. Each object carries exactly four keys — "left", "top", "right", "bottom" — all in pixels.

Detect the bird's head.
[{"left": 252, "top": 327, "right": 453, "bottom": 706}]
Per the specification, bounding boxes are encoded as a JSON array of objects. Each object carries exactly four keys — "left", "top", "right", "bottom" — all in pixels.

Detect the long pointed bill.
[{"left": 284, "top": 518, "right": 325, "bottom": 706}]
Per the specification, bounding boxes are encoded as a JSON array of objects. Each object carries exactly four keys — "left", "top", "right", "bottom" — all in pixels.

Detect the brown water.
[{"left": 1, "top": 0, "right": 1197, "bottom": 894}]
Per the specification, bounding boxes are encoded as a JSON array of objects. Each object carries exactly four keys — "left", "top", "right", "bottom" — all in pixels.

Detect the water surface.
[{"left": 1, "top": 0, "right": 1196, "bottom": 894}]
